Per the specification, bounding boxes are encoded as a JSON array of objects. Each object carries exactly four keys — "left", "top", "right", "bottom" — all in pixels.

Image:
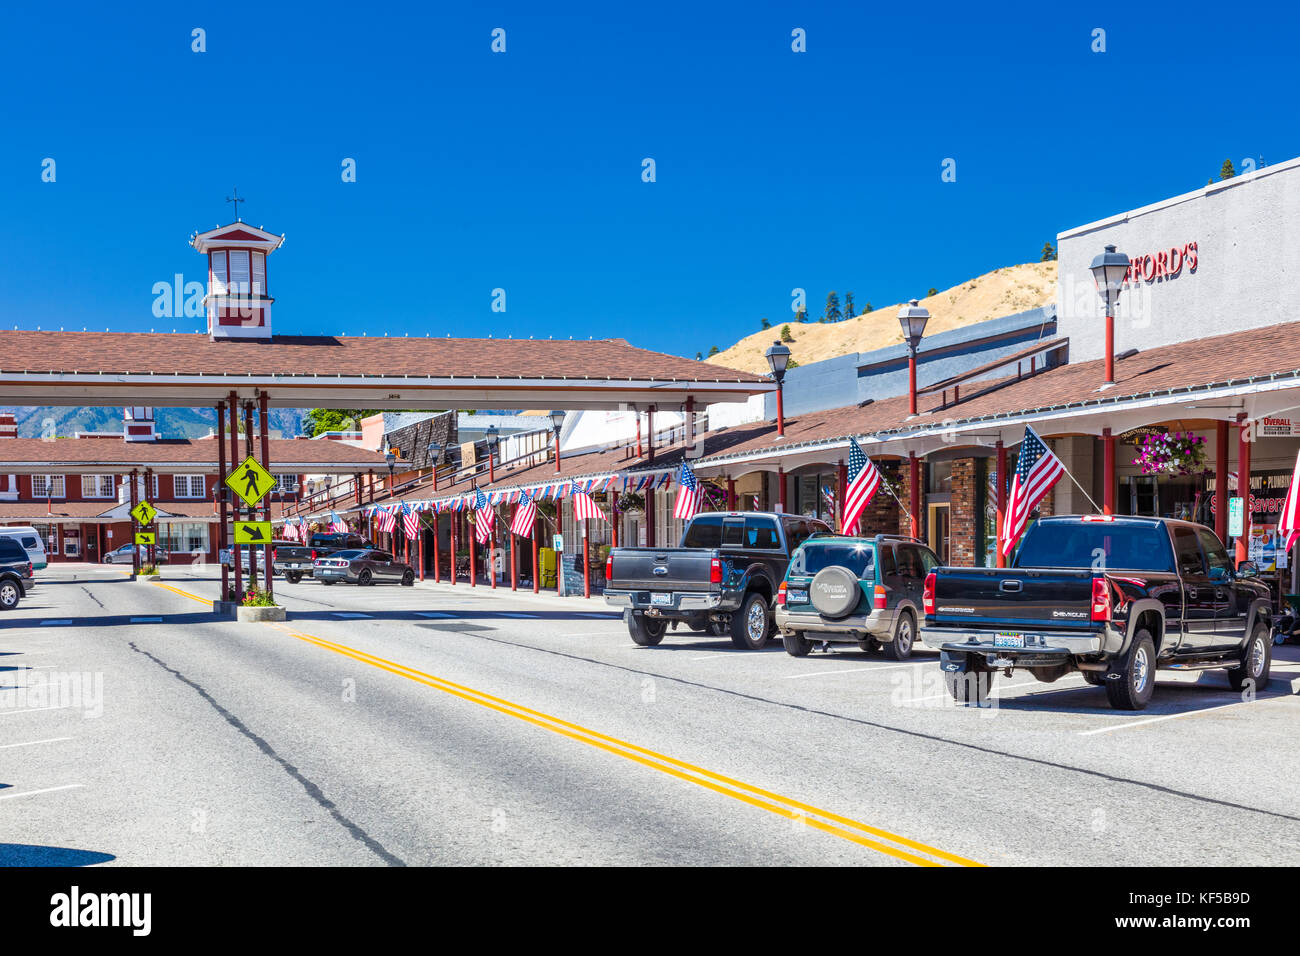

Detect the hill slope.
[
  {"left": 2, "top": 406, "right": 306, "bottom": 439},
  {"left": 708, "top": 261, "right": 1057, "bottom": 375}
]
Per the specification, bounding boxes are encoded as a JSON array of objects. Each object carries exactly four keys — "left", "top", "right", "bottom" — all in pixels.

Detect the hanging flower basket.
[
  {"left": 617, "top": 492, "right": 645, "bottom": 515},
  {"left": 1133, "top": 430, "right": 1208, "bottom": 476}
]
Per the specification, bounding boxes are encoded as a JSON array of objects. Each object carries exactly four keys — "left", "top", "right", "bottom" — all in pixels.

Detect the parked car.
[
  {"left": 775, "top": 534, "right": 940, "bottom": 659},
  {"left": 604, "top": 511, "right": 832, "bottom": 649},
  {"left": 921, "top": 515, "right": 1273, "bottom": 710},
  {"left": 313, "top": 548, "right": 415, "bottom": 586},
  {"left": 269, "top": 533, "right": 371, "bottom": 583},
  {"left": 0, "top": 526, "right": 47, "bottom": 570},
  {"left": 0, "top": 536, "right": 31, "bottom": 609},
  {"left": 103, "top": 543, "right": 169, "bottom": 564}
]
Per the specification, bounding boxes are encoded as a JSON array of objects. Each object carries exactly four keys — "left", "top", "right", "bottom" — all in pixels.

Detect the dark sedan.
[{"left": 312, "top": 549, "right": 416, "bottom": 586}]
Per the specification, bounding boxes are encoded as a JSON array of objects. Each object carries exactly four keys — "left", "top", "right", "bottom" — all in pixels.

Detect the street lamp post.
[
  {"left": 484, "top": 425, "right": 500, "bottom": 484},
  {"left": 427, "top": 442, "right": 441, "bottom": 492},
  {"left": 384, "top": 450, "right": 396, "bottom": 494},
  {"left": 764, "top": 341, "right": 791, "bottom": 436},
  {"left": 898, "top": 299, "right": 930, "bottom": 416},
  {"left": 1090, "top": 244, "right": 1130, "bottom": 385},
  {"left": 549, "top": 410, "right": 565, "bottom": 474}
]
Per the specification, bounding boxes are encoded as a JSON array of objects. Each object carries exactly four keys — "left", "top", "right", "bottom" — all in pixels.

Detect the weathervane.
[{"left": 226, "top": 187, "right": 245, "bottom": 221}]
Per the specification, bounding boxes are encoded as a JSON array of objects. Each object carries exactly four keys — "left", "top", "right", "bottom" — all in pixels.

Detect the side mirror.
[{"left": 1237, "top": 560, "right": 1260, "bottom": 578}]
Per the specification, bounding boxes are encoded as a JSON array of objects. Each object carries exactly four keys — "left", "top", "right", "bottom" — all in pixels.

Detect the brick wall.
[
  {"left": 951, "top": 457, "right": 978, "bottom": 566},
  {"left": 858, "top": 460, "right": 900, "bottom": 535},
  {"left": 896, "top": 459, "right": 925, "bottom": 539}
]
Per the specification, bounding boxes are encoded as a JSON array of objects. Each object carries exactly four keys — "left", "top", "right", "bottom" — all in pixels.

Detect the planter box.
[
  {"left": 131, "top": 574, "right": 162, "bottom": 582},
  {"left": 236, "top": 605, "right": 286, "bottom": 623},
  {"left": 212, "top": 600, "right": 239, "bottom": 617}
]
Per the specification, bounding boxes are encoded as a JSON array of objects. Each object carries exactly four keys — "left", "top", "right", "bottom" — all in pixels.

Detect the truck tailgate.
[
  {"left": 930, "top": 567, "right": 1096, "bottom": 629},
  {"left": 608, "top": 548, "right": 716, "bottom": 592}
]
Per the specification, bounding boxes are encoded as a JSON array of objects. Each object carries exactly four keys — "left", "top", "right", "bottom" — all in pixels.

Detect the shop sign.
[
  {"left": 1254, "top": 416, "right": 1300, "bottom": 438},
  {"left": 1227, "top": 497, "right": 1244, "bottom": 537},
  {"left": 1123, "top": 241, "right": 1198, "bottom": 285}
]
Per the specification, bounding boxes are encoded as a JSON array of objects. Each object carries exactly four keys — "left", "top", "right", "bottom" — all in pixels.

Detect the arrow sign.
[
  {"left": 134, "top": 532, "right": 155, "bottom": 545},
  {"left": 225, "top": 456, "right": 275, "bottom": 509},
  {"left": 131, "top": 500, "right": 158, "bottom": 526},
  {"left": 234, "top": 521, "right": 272, "bottom": 545}
]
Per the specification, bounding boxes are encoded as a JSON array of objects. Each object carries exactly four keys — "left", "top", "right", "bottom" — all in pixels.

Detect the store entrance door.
[{"left": 927, "top": 503, "right": 951, "bottom": 563}]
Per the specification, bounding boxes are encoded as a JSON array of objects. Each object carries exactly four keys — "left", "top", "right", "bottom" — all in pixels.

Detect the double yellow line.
[{"left": 267, "top": 621, "right": 983, "bottom": 867}]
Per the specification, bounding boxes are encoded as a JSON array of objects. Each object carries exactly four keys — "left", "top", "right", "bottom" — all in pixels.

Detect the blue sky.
[{"left": 2, "top": 1, "right": 1296, "bottom": 358}]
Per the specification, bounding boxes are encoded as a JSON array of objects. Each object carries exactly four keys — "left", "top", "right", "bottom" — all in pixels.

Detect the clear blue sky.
[{"left": 2, "top": 1, "right": 1296, "bottom": 358}]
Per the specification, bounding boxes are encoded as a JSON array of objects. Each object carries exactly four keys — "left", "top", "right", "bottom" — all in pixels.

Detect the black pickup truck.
[
  {"left": 604, "top": 511, "right": 831, "bottom": 649},
  {"left": 272, "top": 532, "right": 373, "bottom": 584},
  {"left": 921, "top": 515, "right": 1273, "bottom": 710}
]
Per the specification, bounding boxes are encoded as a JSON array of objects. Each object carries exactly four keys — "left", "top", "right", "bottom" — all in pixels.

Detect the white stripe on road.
[
  {"left": 0, "top": 737, "right": 72, "bottom": 749},
  {"left": 333, "top": 612, "right": 372, "bottom": 619},
  {"left": 1079, "top": 697, "right": 1256, "bottom": 735},
  {"left": 782, "top": 662, "right": 929, "bottom": 679},
  {"left": 0, "top": 784, "right": 84, "bottom": 801},
  {"left": 0, "top": 706, "right": 63, "bottom": 716},
  {"left": 39, "top": 619, "right": 72, "bottom": 626},
  {"left": 416, "top": 612, "right": 457, "bottom": 619},
  {"left": 130, "top": 617, "right": 162, "bottom": 623}
]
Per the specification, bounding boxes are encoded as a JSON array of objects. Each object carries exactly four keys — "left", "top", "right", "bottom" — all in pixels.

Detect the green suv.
[{"left": 774, "top": 534, "right": 940, "bottom": 660}]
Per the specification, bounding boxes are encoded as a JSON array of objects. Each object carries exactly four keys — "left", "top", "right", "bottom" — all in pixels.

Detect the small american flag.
[
  {"left": 511, "top": 489, "right": 538, "bottom": 538},
  {"left": 1277, "top": 450, "right": 1300, "bottom": 552},
  {"left": 329, "top": 511, "right": 347, "bottom": 534},
  {"left": 1001, "top": 426, "right": 1065, "bottom": 558},
  {"left": 673, "top": 462, "right": 702, "bottom": 521},
  {"left": 376, "top": 507, "right": 396, "bottom": 535},
  {"left": 841, "top": 438, "right": 882, "bottom": 535},
  {"left": 474, "top": 488, "right": 495, "bottom": 544},
  {"left": 402, "top": 503, "right": 420, "bottom": 540},
  {"left": 573, "top": 490, "right": 607, "bottom": 523}
]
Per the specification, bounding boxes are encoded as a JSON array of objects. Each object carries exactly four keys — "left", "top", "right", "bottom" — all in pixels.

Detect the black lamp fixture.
[
  {"left": 384, "top": 449, "right": 397, "bottom": 491},
  {"left": 1089, "top": 244, "right": 1131, "bottom": 385},
  {"left": 549, "top": 410, "right": 565, "bottom": 474},
  {"left": 764, "top": 340, "right": 792, "bottom": 436},
  {"left": 427, "top": 441, "right": 442, "bottom": 492},
  {"left": 897, "top": 299, "right": 930, "bottom": 416},
  {"left": 484, "top": 425, "right": 500, "bottom": 483}
]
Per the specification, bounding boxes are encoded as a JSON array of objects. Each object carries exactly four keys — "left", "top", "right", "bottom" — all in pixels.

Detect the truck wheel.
[
  {"left": 943, "top": 657, "right": 994, "bottom": 705},
  {"left": 783, "top": 631, "right": 813, "bottom": 657},
  {"left": 1081, "top": 670, "right": 1106, "bottom": 686},
  {"left": 1105, "top": 629, "right": 1156, "bottom": 711},
  {"left": 1228, "top": 623, "right": 1272, "bottom": 692},
  {"left": 729, "top": 592, "right": 771, "bottom": 650},
  {"left": 628, "top": 612, "right": 667, "bottom": 647},
  {"left": 284, "top": 572, "right": 302, "bottom": 584},
  {"left": 0, "top": 581, "right": 19, "bottom": 610},
  {"left": 883, "top": 612, "right": 915, "bottom": 661}
]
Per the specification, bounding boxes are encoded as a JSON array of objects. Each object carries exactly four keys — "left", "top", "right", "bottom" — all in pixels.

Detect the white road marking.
[
  {"left": 0, "top": 736, "right": 72, "bottom": 749},
  {"left": 333, "top": 612, "right": 372, "bottom": 619},
  {"left": 416, "top": 611, "right": 456, "bottom": 619},
  {"left": 0, "top": 784, "right": 84, "bottom": 801},
  {"left": 130, "top": 617, "right": 162, "bottom": 623},
  {"left": 781, "top": 662, "right": 929, "bottom": 679},
  {"left": 1079, "top": 697, "right": 1256, "bottom": 735},
  {"left": 39, "top": 619, "right": 72, "bottom": 626},
  {"left": 0, "top": 706, "right": 63, "bottom": 716}
]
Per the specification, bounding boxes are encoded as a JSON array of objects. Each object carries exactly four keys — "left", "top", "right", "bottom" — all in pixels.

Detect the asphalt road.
[{"left": 2, "top": 563, "right": 1299, "bottom": 866}]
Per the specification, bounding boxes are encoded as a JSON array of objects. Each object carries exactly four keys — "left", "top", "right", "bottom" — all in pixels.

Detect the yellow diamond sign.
[
  {"left": 233, "top": 521, "right": 272, "bottom": 545},
  {"left": 225, "top": 456, "right": 275, "bottom": 508},
  {"left": 131, "top": 500, "right": 157, "bottom": 526}
]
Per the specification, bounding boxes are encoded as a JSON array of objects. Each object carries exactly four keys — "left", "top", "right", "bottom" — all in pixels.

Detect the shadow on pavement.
[
  {"left": 0, "top": 844, "right": 116, "bottom": 866},
  {"left": 993, "top": 678, "right": 1284, "bottom": 716}
]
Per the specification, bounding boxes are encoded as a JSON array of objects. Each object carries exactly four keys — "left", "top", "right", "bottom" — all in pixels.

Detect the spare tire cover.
[{"left": 810, "top": 565, "right": 861, "bottom": 619}]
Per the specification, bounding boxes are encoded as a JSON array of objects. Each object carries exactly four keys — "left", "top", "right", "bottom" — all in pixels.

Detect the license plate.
[
  {"left": 651, "top": 592, "right": 673, "bottom": 607},
  {"left": 994, "top": 632, "right": 1025, "bottom": 648},
  {"left": 788, "top": 589, "right": 808, "bottom": 604}
]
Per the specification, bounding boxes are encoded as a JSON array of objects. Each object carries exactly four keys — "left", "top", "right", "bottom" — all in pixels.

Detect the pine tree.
[
  {"left": 780, "top": 324, "right": 794, "bottom": 343},
  {"left": 707, "top": 345, "right": 719, "bottom": 357},
  {"left": 795, "top": 306, "right": 808, "bottom": 323},
  {"left": 862, "top": 302, "right": 872, "bottom": 314},
  {"left": 823, "top": 291, "right": 841, "bottom": 324},
  {"left": 760, "top": 316, "right": 771, "bottom": 330},
  {"left": 1220, "top": 159, "right": 1236, "bottom": 180},
  {"left": 927, "top": 287, "right": 938, "bottom": 297},
  {"left": 1040, "top": 241, "right": 1057, "bottom": 262},
  {"left": 843, "top": 292, "right": 855, "bottom": 321}
]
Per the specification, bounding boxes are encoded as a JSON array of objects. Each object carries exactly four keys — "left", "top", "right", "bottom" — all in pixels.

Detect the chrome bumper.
[
  {"left": 604, "top": 589, "right": 724, "bottom": 612},
  {"left": 924, "top": 626, "right": 1114, "bottom": 661},
  {"left": 774, "top": 606, "right": 895, "bottom": 640}
]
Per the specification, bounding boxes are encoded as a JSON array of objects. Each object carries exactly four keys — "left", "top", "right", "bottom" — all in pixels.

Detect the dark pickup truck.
[
  {"left": 921, "top": 515, "right": 1273, "bottom": 710},
  {"left": 604, "top": 511, "right": 831, "bottom": 649},
  {"left": 273, "top": 532, "right": 374, "bottom": 584}
]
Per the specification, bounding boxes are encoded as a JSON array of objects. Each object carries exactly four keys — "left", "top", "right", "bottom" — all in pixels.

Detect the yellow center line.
[
  {"left": 264, "top": 620, "right": 983, "bottom": 867},
  {"left": 150, "top": 581, "right": 214, "bottom": 607}
]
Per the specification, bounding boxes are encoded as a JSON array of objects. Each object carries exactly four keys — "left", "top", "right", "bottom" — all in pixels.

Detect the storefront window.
[{"left": 159, "top": 523, "right": 210, "bottom": 554}]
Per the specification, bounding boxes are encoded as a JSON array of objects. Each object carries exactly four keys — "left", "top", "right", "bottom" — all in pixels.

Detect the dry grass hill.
[{"left": 707, "top": 261, "right": 1057, "bottom": 375}]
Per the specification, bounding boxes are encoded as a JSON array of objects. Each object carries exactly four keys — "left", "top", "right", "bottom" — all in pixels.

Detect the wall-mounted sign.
[
  {"left": 1123, "top": 241, "right": 1198, "bottom": 285},
  {"left": 1255, "top": 416, "right": 1300, "bottom": 438}
]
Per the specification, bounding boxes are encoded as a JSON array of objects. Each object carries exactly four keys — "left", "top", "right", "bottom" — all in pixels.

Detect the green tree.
[
  {"left": 1220, "top": 158, "right": 1236, "bottom": 180},
  {"left": 795, "top": 306, "right": 808, "bottom": 323},
  {"left": 823, "top": 291, "right": 841, "bottom": 324},
  {"left": 707, "top": 345, "right": 720, "bottom": 357},
  {"left": 862, "top": 302, "right": 872, "bottom": 314},
  {"left": 760, "top": 315, "right": 771, "bottom": 330},
  {"left": 304, "top": 408, "right": 378, "bottom": 437},
  {"left": 843, "top": 292, "right": 855, "bottom": 321},
  {"left": 786, "top": 358, "right": 799, "bottom": 370},
  {"left": 780, "top": 324, "right": 794, "bottom": 343},
  {"left": 1040, "top": 241, "right": 1056, "bottom": 262},
  {"left": 927, "top": 287, "right": 938, "bottom": 297}
]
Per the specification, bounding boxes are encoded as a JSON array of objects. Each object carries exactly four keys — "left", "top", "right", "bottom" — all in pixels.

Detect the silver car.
[
  {"left": 774, "top": 534, "right": 940, "bottom": 660},
  {"left": 313, "top": 548, "right": 416, "bottom": 586}
]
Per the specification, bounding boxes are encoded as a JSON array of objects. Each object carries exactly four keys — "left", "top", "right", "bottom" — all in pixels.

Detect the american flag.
[
  {"left": 474, "top": 488, "right": 495, "bottom": 544},
  {"left": 511, "top": 489, "right": 538, "bottom": 538},
  {"left": 1001, "top": 426, "right": 1065, "bottom": 558},
  {"left": 821, "top": 484, "right": 837, "bottom": 515},
  {"left": 573, "top": 490, "right": 607, "bottom": 523},
  {"left": 402, "top": 503, "right": 420, "bottom": 540},
  {"left": 673, "top": 462, "right": 702, "bottom": 521},
  {"left": 841, "top": 438, "right": 882, "bottom": 535},
  {"left": 376, "top": 507, "right": 396, "bottom": 535},
  {"left": 1277, "top": 450, "right": 1300, "bottom": 552},
  {"left": 329, "top": 511, "right": 347, "bottom": 533}
]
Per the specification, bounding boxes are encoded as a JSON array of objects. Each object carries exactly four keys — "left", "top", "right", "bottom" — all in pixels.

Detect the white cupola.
[{"left": 190, "top": 221, "right": 285, "bottom": 340}]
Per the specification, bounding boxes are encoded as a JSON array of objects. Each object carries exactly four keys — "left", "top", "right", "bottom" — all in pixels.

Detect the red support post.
[
  {"left": 727, "top": 477, "right": 736, "bottom": 511},
  {"left": 1215, "top": 421, "right": 1229, "bottom": 545},
  {"left": 469, "top": 512, "right": 477, "bottom": 586},
  {"left": 490, "top": 520, "right": 497, "bottom": 589},
  {"left": 837, "top": 460, "right": 847, "bottom": 531},
  {"left": 1105, "top": 312, "right": 1115, "bottom": 385},
  {"left": 449, "top": 511, "right": 457, "bottom": 586},
  {"left": 228, "top": 392, "right": 241, "bottom": 599},
  {"left": 418, "top": 526, "right": 425, "bottom": 582},
  {"left": 510, "top": 515, "right": 518, "bottom": 592},
  {"left": 244, "top": 401, "right": 258, "bottom": 593},
  {"left": 909, "top": 453, "right": 921, "bottom": 540},
  {"left": 583, "top": 519, "right": 591, "bottom": 599},
  {"left": 532, "top": 519, "right": 540, "bottom": 594},
  {"left": 260, "top": 392, "right": 273, "bottom": 603},
  {"left": 1236, "top": 414, "right": 1252, "bottom": 568},
  {"left": 995, "top": 440, "right": 1007, "bottom": 568},
  {"left": 777, "top": 467, "right": 785, "bottom": 512},
  {"left": 1102, "top": 427, "right": 1116, "bottom": 515},
  {"left": 908, "top": 355, "right": 918, "bottom": 416}
]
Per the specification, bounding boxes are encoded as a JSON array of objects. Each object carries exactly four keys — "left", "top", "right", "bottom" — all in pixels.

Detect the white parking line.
[
  {"left": 0, "top": 784, "right": 84, "bottom": 801},
  {"left": 333, "top": 612, "right": 372, "bottom": 619},
  {"left": 39, "top": 619, "right": 72, "bottom": 626},
  {"left": 416, "top": 611, "right": 457, "bottom": 619},
  {"left": 0, "top": 737, "right": 72, "bottom": 749},
  {"left": 0, "top": 706, "right": 63, "bottom": 716},
  {"left": 1078, "top": 697, "right": 1254, "bottom": 735},
  {"left": 129, "top": 617, "right": 162, "bottom": 623},
  {"left": 782, "top": 662, "right": 929, "bottom": 679}
]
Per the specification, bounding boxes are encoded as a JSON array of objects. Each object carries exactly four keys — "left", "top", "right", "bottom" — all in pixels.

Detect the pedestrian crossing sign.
[
  {"left": 225, "top": 456, "right": 275, "bottom": 508},
  {"left": 131, "top": 500, "right": 157, "bottom": 526}
]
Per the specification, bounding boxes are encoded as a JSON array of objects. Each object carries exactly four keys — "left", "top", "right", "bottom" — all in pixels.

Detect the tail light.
[
  {"left": 777, "top": 581, "right": 787, "bottom": 606},
  {"left": 272, "top": 548, "right": 277, "bottom": 562},
  {"left": 1091, "top": 577, "right": 1112, "bottom": 622},
  {"left": 710, "top": 557, "right": 723, "bottom": 584},
  {"left": 26, "top": 561, "right": 32, "bottom": 576},
  {"left": 605, "top": 554, "right": 613, "bottom": 579},
  {"left": 922, "top": 572, "right": 936, "bottom": 616},
  {"left": 873, "top": 584, "right": 887, "bottom": 610},
  {"left": 310, "top": 549, "right": 317, "bottom": 561}
]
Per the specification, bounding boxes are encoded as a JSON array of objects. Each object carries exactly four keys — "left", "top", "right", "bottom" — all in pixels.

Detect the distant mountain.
[{"left": 3, "top": 406, "right": 306, "bottom": 439}]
